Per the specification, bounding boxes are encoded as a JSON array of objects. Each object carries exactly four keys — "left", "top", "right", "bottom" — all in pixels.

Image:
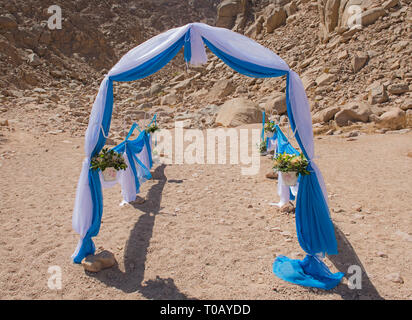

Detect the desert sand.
[{"left": 0, "top": 124, "right": 411, "bottom": 300}]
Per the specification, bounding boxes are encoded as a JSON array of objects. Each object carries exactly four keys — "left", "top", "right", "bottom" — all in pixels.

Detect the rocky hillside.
[{"left": 0, "top": 0, "right": 411, "bottom": 141}]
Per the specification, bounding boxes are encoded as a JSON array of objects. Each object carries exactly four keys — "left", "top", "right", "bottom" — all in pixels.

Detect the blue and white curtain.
[{"left": 71, "top": 23, "right": 343, "bottom": 289}]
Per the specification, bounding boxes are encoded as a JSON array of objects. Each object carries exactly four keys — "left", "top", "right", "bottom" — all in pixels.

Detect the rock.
[
  {"left": 215, "top": 97, "right": 262, "bottom": 127},
  {"left": 280, "top": 230, "right": 292, "bottom": 237},
  {"left": 280, "top": 202, "right": 295, "bottom": 214},
  {"left": 315, "top": 73, "right": 337, "bottom": 86},
  {"left": 161, "top": 93, "right": 178, "bottom": 105},
  {"left": 290, "top": 251, "right": 304, "bottom": 259},
  {"left": 302, "top": 75, "right": 316, "bottom": 90},
  {"left": 312, "top": 106, "right": 341, "bottom": 123},
  {"left": 352, "top": 53, "right": 369, "bottom": 73},
  {"left": 376, "top": 251, "right": 388, "bottom": 258},
  {"left": 216, "top": 0, "right": 246, "bottom": 29},
  {"left": 0, "top": 14, "right": 18, "bottom": 30},
  {"left": 82, "top": 250, "right": 116, "bottom": 273},
  {"left": 245, "top": 17, "right": 264, "bottom": 38},
  {"left": 150, "top": 83, "right": 164, "bottom": 96},
  {"left": 337, "top": 50, "right": 349, "bottom": 60},
  {"left": 406, "top": 110, "right": 412, "bottom": 127},
  {"left": 382, "top": 0, "right": 399, "bottom": 10},
  {"left": 27, "top": 53, "right": 42, "bottom": 67},
  {"left": 262, "top": 93, "right": 287, "bottom": 115},
  {"left": 368, "top": 84, "right": 389, "bottom": 105},
  {"left": 360, "top": 8, "right": 387, "bottom": 27},
  {"left": 266, "top": 7, "right": 287, "bottom": 33},
  {"left": 208, "top": 79, "right": 235, "bottom": 100},
  {"left": 0, "top": 119, "right": 9, "bottom": 126},
  {"left": 387, "top": 83, "right": 409, "bottom": 95},
  {"left": 266, "top": 170, "right": 278, "bottom": 179},
  {"left": 400, "top": 99, "right": 412, "bottom": 111},
  {"left": 334, "top": 101, "right": 372, "bottom": 126},
  {"left": 318, "top": 0, "right": 341, "bottom": 34},
  {"left": 344, "top": 130, "right": 359, "bottom": 138},
  {"left": 284, "top": 1, "right": 298, "bottom": 16},
  {"left": 377, "top": 108, "right": 406, "bottom": 130},
  {"left": 173, "top": 78, "right": 191, "bottom": 91},
  {"left": 385, "top": 272, "right": 404, "bottom": 284}
]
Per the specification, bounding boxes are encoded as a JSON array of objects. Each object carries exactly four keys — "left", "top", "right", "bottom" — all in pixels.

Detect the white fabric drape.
[
  {"left": 287, "top": 71, "right": 328, "bottom": 203},
  {"left": 191, "top": 23, "right": 289, "bottom": 71}
]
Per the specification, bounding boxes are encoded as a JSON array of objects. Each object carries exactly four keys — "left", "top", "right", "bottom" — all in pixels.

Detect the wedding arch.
[{"left": 71, "top": 22, "right": 343, "bottom": 289}]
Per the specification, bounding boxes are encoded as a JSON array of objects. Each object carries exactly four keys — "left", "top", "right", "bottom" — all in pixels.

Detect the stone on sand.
[{"left": 82, "top": 250, "right": 116, "bottom": 273}]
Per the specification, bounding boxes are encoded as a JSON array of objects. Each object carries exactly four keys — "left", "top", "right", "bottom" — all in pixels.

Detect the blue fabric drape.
[
  {"left": 73, "top": 36, "right": 186, "bottom": 264},
  {"left": 273, "top": 255, "right": 344, "bottom": 290},
  {"left": 202, "top": 38, "right": 288, "bottom": 78},
  {"left": 261, "top": 111, "right": 265, "bottom": 142},
  {"left": 272, "top": 73, "right": 342, "bottom": 289},
  {"left": 112, "top": 129, "right": 152, "bottom": 192},
  {"left": 274, "top": 124, "right": 299, "bottom": 156}
]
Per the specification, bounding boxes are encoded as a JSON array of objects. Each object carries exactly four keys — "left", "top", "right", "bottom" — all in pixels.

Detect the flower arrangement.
[
  {"left": 258, "top": 140, "right": 267, "bottom": 154},
  {"left": 145, "top": 123, "right": 159, "bottom": 133},
  {"left": 264, "top": 121, "right": 276, "bottom": 133},
  {"left": 273, "top": 153, "right": 310, "bottom": 176},
  {"left": 90, "top": 148, "right": 127, "bottom": 172}
]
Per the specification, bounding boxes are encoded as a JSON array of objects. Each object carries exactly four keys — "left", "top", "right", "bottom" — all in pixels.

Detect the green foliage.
[
  {"left": 273, "top": 152, "right": 310, "bottom": 176},
  {"left": 264, "top": 121, "right": 276, "bottom": 133},
  {"left": 145, "top": 123, "right": 159, "bottom": 133},
  {"left": 90, "top": 148, "right": 127, "bottom": 172},
  {"left": 258, "top": 140, "right": 267, "bottom": 153}
]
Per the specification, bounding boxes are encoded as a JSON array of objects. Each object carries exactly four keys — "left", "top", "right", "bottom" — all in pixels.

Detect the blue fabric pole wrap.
[
  {"left": 272, "top": 73, "right": 342, "bottom": 289},
  {"left": 73, "top": 36, "right": 186, "bottom": 264},
  {"left": 261, "top": 111, "right": 265, "bottom": 142}
]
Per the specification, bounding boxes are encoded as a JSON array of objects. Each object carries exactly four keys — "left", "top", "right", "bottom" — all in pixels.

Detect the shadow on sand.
[
  {"left": 310, "top": 226, "right": 384, "bottom": 300},
  {"left": 88, "top": 165, "right": 382, "bottom": 300},
  {"left": 88, "top": 164, "right": 194, "bottom": 300}
]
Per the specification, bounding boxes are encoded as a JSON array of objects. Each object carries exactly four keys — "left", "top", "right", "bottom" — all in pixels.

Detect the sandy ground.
[{"left": 0, "top": 124, "right": 411, "bottom": 300}]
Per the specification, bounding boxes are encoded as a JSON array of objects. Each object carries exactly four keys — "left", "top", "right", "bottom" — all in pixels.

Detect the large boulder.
[
  {"left": 312, "top": 106, "right": 341, "bottom": 123},
  {"left": 378, "top": 108, "right": 406, "bottom": 130},
  {"left": 334, "top": 101, "right": 372, "bottom": 126},
  {"left": 215, "top": 97, "right": 262, "bottom": 127}
]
